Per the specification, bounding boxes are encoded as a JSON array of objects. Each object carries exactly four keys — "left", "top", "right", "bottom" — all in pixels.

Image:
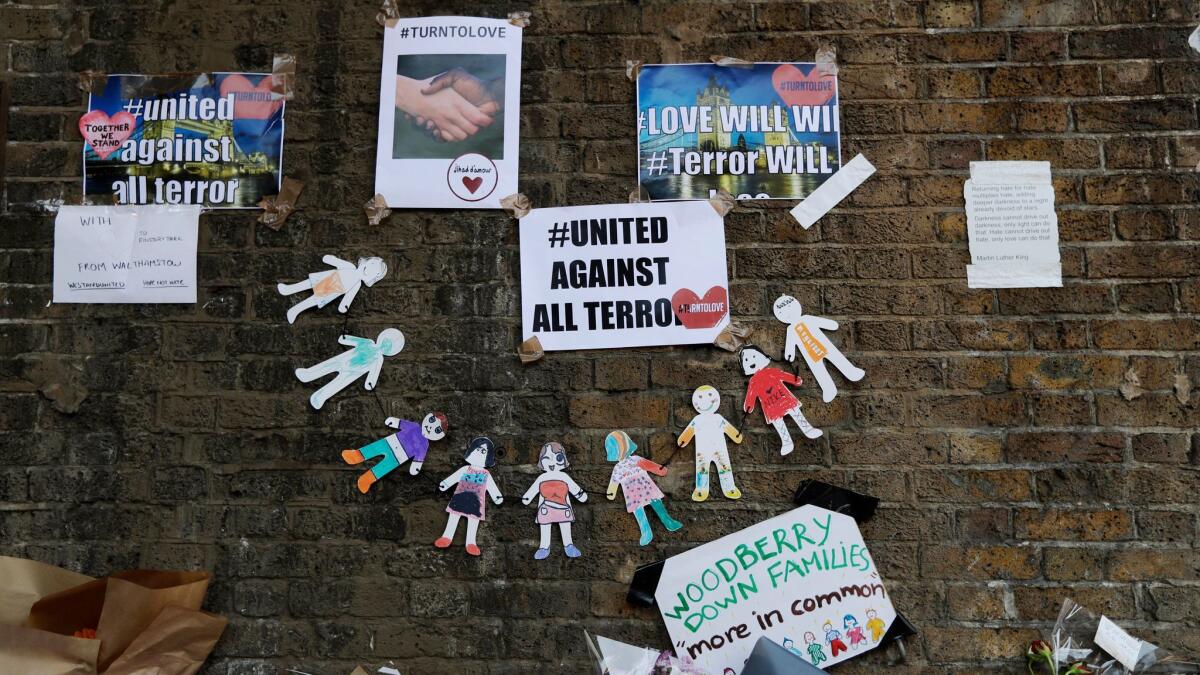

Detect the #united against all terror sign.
[
  {"left": 654, "top": 505, "right": 896, "bottom": 672},
  {"left": 518, "top": 202, "right": 729, "bottom": 351}
]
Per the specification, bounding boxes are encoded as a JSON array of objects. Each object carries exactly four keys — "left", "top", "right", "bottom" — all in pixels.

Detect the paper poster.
[
  {"left": 654, "top": 505, "right": 896, "bottom": 672},
  {"left": 964, "top": 161, "right": 1062, "bottom": 288},
  {"left": 637, "top": 63, "right": 841, "bottom": 201},
  {"left": 519, "top": 201, "right": 729, "bottom": 351},
  {"left": 53, "top": 205, "right": 200, "bottom": 303},
  {"left": 82, "top": 74, "right": 285, "bottom": 208},
  {"left": 374, "top": 16, "right": 521, "bottom": 209}
]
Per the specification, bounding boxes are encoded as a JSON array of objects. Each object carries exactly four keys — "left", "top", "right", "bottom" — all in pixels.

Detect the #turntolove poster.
[
  {"left": 519, "top": 202, "right": 730, "bottom": 351},
  {"left": 374, "top": 16, "right": 521, "bottom": 209},
  {"left": 82, "top": 74, "right": 285, "bottom": 208},
  {"left": 655, "top": 505, "right": 896, "bottom": 672},
  {"left": 637, "top": 63, "right": 841, "bottom": 201}
]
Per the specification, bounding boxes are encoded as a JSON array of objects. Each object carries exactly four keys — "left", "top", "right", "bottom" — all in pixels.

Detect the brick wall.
[{"left": 3, "top": 0, "right": 1199, "bottom": 672}]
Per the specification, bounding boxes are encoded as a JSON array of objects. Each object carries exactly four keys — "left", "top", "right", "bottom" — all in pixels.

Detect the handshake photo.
[{"left": 394, "top": 67, "right": 504, "bottom": 142}]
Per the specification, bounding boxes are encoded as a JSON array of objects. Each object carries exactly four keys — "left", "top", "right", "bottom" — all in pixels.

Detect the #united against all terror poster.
[
  {"left": 519, "top": 201, "right": 730, "bottom": 351},
  {"left": 81, "top": 74, "right": 286, "bottom": 208},
  {"left": 374, "top": 16, "right": 522, "bottom": 209},
  {"left": 637, "top": 63, "right": 842, "bottom": 201}
]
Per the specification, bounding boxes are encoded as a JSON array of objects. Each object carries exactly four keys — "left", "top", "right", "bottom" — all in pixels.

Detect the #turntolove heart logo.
[
  {"left": 672, "top": 286, "right": 729, "bottom": 329},
  {"left": 219, "top": 74, "right": 283, "bottom": 120},
  {"left": 79, "top": 110, "right": 137, "bottom": 160},
  {"left": 771, "top": 64, "right": 836, "bottom": 107},
  {"left": 462, "top": 176, "right": 483, "bottom": 194}
]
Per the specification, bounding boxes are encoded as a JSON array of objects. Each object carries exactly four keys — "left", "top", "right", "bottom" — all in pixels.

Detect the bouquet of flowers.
[{"left": 1025, "top": 599, "right": 1199, "bottom": 675}]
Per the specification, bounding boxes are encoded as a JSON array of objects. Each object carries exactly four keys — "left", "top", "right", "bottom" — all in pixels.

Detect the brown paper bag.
[
  {"left": 26, "top": 570, "right": 211, "bottom": 670},
  {"left": 104, "top": 605, "right": 227, "bottom": 675},
  {"left": 0, "top": 556, "right": 94, "bottom": 626},
  {"left": 0, "top": 623, "right": 100, "bottom": 675}
]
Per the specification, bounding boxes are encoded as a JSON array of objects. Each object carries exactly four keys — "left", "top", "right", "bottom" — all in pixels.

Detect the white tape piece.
[
  {"left": 965, "top": 263, "right": 1062, "bottom": 288},
  {"left": 788, "top": 154, "right": 875, "bottom": 229},
  {"left": 1189, "top": 25, "right": 1200, "bottom": 54}
]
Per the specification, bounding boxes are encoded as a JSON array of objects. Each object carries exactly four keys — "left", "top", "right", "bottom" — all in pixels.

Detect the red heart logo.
[
  {"left": 462, "top": 176, "right": 483, "bottom": 194},
  {"left": 219, "top": 74, "right": 283, "bottom": 120},
  {"left": 79, "top": 110, "right": 137, "bottom": 160},
  {"left": 771, "top": 64, "right": 836, "bottom": 107},
  {"left": 671, "top": 286, "right": 729, "bottom": 329}
]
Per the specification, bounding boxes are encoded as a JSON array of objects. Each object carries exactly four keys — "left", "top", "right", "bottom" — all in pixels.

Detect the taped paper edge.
[
  {"left": 815, "top": 43, "right": 839, "bottom": 75},
  {"left": 707, "top": 187, "right": 736, "bottom": 216},
  {"left": 965, "top": 263, "right": 1062, "bottom": 288},
  {"left": 258, "top": 176, "right": 304, "bottom": 229},
  {"left": 789, "top": 153, "right": 876, "bottom": 229},
  {"left": 271, "top": 54, "right": 297, "bottom": 100},
  {"left": 78, "top": 70, "right": 108, "bottom": 94},
  {"left": 507, "top": 11, "right": 531, "bottom": 28},
  {"left": 518, "top": 336, "right": 544, "bottom": 364},
  {"left": 628, "top": 187, "right": 651, "bottom": 203},
  {"left": 377, "top": 0, "right": 400, "bottom": 28},
  {"left": 626, "top": 60, "right": 643, "bottom": 82},
  {"left": 709, "top": 55, "right": 753, "bottom": 68},
  {"left": 364, "top": 193, "right": 391, "bottom": 225},
  {"left": 500, "top": 192, "right": 532, "bottom": 219}
]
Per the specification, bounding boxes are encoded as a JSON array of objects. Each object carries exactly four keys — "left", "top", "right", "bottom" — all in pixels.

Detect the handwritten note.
[
  {"left": 964, "top": 161, "right": 1062, "bottom": 288},
  {"left": 1094, "top": 615, "right": 1150, "bottom": 671},
  {"left": 53, "top": 205, "right": 201, "bottom": 303}
]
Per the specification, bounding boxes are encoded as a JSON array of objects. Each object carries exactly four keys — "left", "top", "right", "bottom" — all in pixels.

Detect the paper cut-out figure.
[
  {"left": 341, "top": 412, "right": 447, "bottom": 493},
  {"left": 844, "top": 614, "right": 866, "bottom": 649},
  {"left": 521, "top": 442, "right": 587, "bottom": 560},
  {"left": 676, "top": 385, "right": 743, "bottom": 502},
  {"left": 605, "top": 430, "right": 682, "bottom": 547},
  {"left": 865, "top": 608, "right": 885, "bottom": 643},
  {"left": 804, "top": 632, "right": 826, "bottom": 665},
  {"left": 823, "top": 620, "right": 847, "bottom": 657},
  {"left": 773, "top": 295, "right": 865, "bottom": 402},
  {"left": 295, "top": 329, "right": 404, "bottom": 410},
  {"left": 278, "top": 255, "right": 387, "bottom": 324},
  {"left": 740, "top": 345, "right": 822, "bottom": 455},
  {"left": 435, "top": 436, "right": 503, "bottom": 556}
]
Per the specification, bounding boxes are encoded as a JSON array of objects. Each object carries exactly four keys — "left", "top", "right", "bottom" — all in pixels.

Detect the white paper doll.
[
  {"left": 277, "top": 255, "right": 387, "bottom": 324},
  {"left": 521, "top": 442, "right": 586, "bottom": 560},
  {"left": 435, "top": 436, "right": 503, "bottom": 557},
  {"left": 773, "top": 295, "right": 865, "bottom": 402},
  {"left": 294, "top": 328, "right": 404, "bottom": 410},
  {"left": 741, "top": 345, "right": 822, "bottom": 456},
  {"left": 676, "top": 385, "right": 743, "bottom": 502}
]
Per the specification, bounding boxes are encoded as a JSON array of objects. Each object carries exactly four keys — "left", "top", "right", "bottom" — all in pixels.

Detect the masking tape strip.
[
  {"left": 271, "top": 54, "right": 296, "bottom": 100},
  {"left": 815, "top": 43, "right": 839, "bottom": 76},
  {"left": 789, "top": 153, "right": 875, "bottom": 229},
  {"left": 77, "top": 70, "right": 108, "bottom": 94},
  {"left": 710, "top": 55, "right": 753, "bottom": 68},
  {"left": 626, "top": 60, "right": 643, "bottom": 82},
  {"left": 508, "top": 11, "right": 531, "bottom": 28},
  {"left": 518, "top": 336, "right": 544, "bottom": 364},
  {"left": 628, "top": 186, "right": 650, "bottom": 203},
  {"left": 258, "top": 177, "right": 304, "bottom": 229},
  {"left": 377, "top": 0, "right": 401, "bottom": 28},
  {"left": 707, "top": 187, "right": 736, "bottom": 216},
  {"left": 713, "top": 322, "right": 751, "bottom": 352},
  {"left": 499, "top": 193, "right": 531, "bottom": 219},
  {"left": 365, "top": 194, "right": 391, "bottom": 225}
]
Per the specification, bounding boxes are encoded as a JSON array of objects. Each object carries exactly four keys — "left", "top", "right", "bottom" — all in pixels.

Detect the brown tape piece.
[
  {"left": 271, "top": 54, "right": 296, "bottom": 101},
  {"left": 22, "top": 355, "right": 88, "bottom": 414},
  {"left": 628, "top": 186, "right": 651, "bottom": 203},
  {"left": 1119, "top": 366, "right": 1145, "bottom": 401},
  {"left": 508, "top": 11, "right": 531, "bottom": 28},
  {"left": 365, "top": 194, "right": 392, "bottom": 225},
  {"left": 816, "top": 43, "right": 839, "bottom": 76},
  {"left": 257, "top": 177, "right": 304, "bottom": 230},
  {"left": 713, "top": 322, "right": 751, "bottom": 352},
  {"left": 626, "top": 60, "right": 643, "bottom": 82},
  {"left": 377, "top": 0, "right": 401, "bottom": 28},
  {"left": 77, "top": 70, "right": 108, "bottom": 94},
  {"left": 708, "top": 187, "right": 736, "bottom": 216},
  {"left": 710, "top": 55, "right": 753, "bottom": 68},
  {"left": 1174, "top": 373, "right": 1192, "bottom": 405},
  {"left": 64, "top": 15, "right": 86, "bottom": 56},
  {"left": 499, "top": 193, "right": 531, "bottom": 219},
  {"left": 518, "top": 336, "right": 544, "bottom": 364}
]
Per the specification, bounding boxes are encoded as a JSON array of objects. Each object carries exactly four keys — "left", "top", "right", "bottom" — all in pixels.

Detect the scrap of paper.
[
  {"left": 374, "top": 17, "right": 522, "bottom": 209},
  {"left": 1190, "top": 25, "right": 1200, "bottom": 54},
  {"left": 53, "top": 205, "right": 201, "bottom": 303},
  {"left": 653, "top": 505, "right": 896, "bottom": 672},
  {"left": 519, "top": 201, "right": 730, "bottom": 351},
  {"left": 789, "top": 153, "right": 875, "bottom": 229},
  {"left": 637, "top": 62, "right": 841, "bottom": 201},
  {"left": 1094, "top": 615, "right": 1152, "bottom": 671},
  {"left": 964, "top": 161, "right": 1062, "bottom": 288}
]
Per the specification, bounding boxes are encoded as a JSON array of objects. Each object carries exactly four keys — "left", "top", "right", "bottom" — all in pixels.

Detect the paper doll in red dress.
[{"left": 740, "top": 345, "right": 822, "bottom": 456}]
